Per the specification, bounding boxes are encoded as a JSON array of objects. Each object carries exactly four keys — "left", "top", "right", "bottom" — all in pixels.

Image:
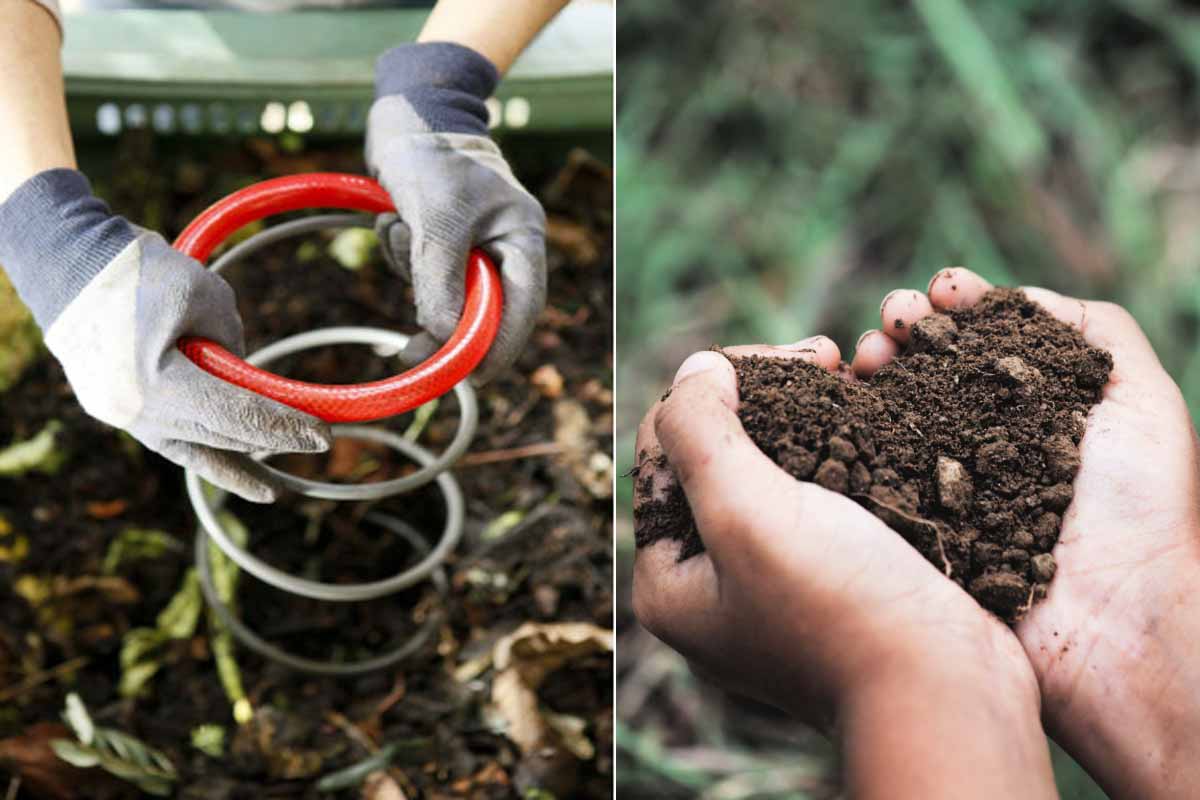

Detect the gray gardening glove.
[
  {"left": 0, "top": 169, "right": 331, "bottom": 502},
  {"left": 367, "top": 42, "right": 547, "bottom": 383}
]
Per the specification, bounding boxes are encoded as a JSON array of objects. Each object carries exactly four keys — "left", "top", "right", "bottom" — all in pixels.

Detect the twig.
[
  {"left": 326, "top": 711, "right": 378, "bottom": 752},
  {"left": 374, "top": 674, "right": 407, "bottom": 718},
  {"left": 455, "top": 441, "right": 578, "bottom": 466},
  {"left": 0, "top": 656, "right": 89, "bottom": 704}
]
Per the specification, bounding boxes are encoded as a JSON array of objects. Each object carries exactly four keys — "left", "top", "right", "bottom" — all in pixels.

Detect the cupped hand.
[
  {"left": 865, "top": 268, "right": 1200, "bottom": 799},
  {"left": 631, "top": 339, "right": 1038, "bottom": 728}
]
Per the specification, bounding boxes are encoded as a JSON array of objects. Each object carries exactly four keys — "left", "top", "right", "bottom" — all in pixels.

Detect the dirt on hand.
[{"left": 635, "top": 288, "right": 1112, "bottom": 622}]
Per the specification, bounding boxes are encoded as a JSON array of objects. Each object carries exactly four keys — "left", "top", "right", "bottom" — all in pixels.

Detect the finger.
[
  {"left": 410, "top": 236, "right": 469, "bottom": 344},
  {"left": 1018, "top": 286, "right": 1087, "bottom": 329},
  {"left": 633, "top": 391, "right": 724, "bottom": 649},
  {"left": 721, "top": 334, "right": 842, "bottom": 372},
  {"left": 879, "top": 289, "right": 934, "bottom": 345},
  {"left": 473, "top": 235, "right": 546, "bottom": 383},
  {"left": 653, "top": 351, "right": 795, "bottom": 560},
  {"left": 399, "top": 331, "right": 440, "bottom": 368},
  {"left": 632, "top": 540, "right": 720, "bottom": 648},
  {"left": 633, "top": 397, "right": 668, "bottom": 509},
  {"left": 851, "top": 330, "right": 900, "bottom": 378},
  {"left": 159, "top": 441, "right": 278, "bottom": 503},
  {"left": 374, "top": 213, "right": 413, "bottom": 281},
  {"left": 162, "top": 357, "right": 332, "bottom": 453},
  {"left": 1020, "top": 287, "right": 1166, "bottom": 384},
  {"left": 927, "top": 267, "right": 993, "bottom": 310}
]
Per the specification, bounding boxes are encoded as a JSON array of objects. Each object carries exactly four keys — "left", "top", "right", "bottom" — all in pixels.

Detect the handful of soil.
[{"left": 635, "top": 289, "right": 1113, "bottom": 622}]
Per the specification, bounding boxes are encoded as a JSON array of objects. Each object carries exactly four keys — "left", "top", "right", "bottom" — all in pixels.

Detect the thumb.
[
  {"left": 654, "top": 351, "right": 798, "bottom": 562},
  {"left": 375, "top": 213, "right": 414, "bottom": 282},
  {"left": 410, "top": 229, "right": 470, "bottom": 345}
]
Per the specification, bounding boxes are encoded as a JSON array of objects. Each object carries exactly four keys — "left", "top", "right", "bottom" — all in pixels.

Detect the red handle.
[{"left": 172, "top": 173, "right": 502, "bottom": 423}]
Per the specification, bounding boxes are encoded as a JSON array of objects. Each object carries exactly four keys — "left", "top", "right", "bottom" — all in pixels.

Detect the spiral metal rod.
[{"left": 189, "top": 215, "right": 475, "bottom": 675}]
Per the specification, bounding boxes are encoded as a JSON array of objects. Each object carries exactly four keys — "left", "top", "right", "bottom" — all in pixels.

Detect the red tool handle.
[{"left": 173, "top": 173, "right": 502, "bottom": 423}]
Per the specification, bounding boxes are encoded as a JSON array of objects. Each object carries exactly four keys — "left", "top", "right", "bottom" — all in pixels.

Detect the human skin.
[
  {"left": 865, "top": 268, "right": 1200, "bottom": 800},
  {"left": 418, "top": 0, "right": 571, "bottom": 74},
  {"left": 0, "top": 1, "right": 74, "bottom": 203},
  {"left": 633, "top": 340, "right": 1058, "bottom": 799},
  {"left": 0, "top": 0, "right": 569, "bottom": 204},
  {"left": 635, "top": 268, "right": 1200, "bottom": 798}
]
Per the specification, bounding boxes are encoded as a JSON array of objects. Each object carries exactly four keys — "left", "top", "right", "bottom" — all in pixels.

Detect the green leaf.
[
  {"left": 155, "top": 569, "right": 203, "bottom": 639},
  {"left": 102, "top": 528, "right": 183, "bottom": 574},
  {"left": 483, "top": 509, "right": 526, "bottom": 541},
  {"left": 52, "top": 695, "right": 177, "bottom": 796},
  {"left": 207, "top": 510, "right": 250, "bottom": 720},
  {"left": 403, "top": 398, "right": 439, "bottom": 442},
  {"left": 0, "top": 421, "right": 66, "bottom": 477},
  {"left": 118, "top": 660, "right": 164, "bottom": 699},
  {"left": 63, "top": 692, "right": 94, "bottom": 745},
  {"left": 328, "top": 227, "right": 378, "bottom": 271},
  {"left": 190, "top": 724, "right": 226, "bottom": 758},
  {"left": 51, "top": 739, "right": 100, "bottom": 768}
]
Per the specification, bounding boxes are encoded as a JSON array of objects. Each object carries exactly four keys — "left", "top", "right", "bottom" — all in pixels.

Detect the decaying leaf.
[
  {"left": 488, "top": 622, "right": 614, "bottom": 757},
  {"left": 85, "top": 499, "right": 128, "bottom": 520},
  {"left": 119, "top": 569, "right": 204, "bottom": 697},
  {"left": 403, "top": 398, "right": 439, "bottom": 442},
  {"left": 208, "top": 511, "right": 251, "bottom": 723},
  {"left": 190, "top": 724, "right": 225, "bottom": 758},
  {"left": 553, "top": 400, "right": 613, "bottom": 499},
  {"left": 52, "top": 693, "right": 177, "bottom": 796},
  {"left": 329, "top": 227, "right": 378, "bottom": 271},
  {"left": 0, "top": 421, "right": 66, "bottom": 477},
  {"left": 0, "top": 270, "right": 43, "bottom": 392},
  {"left": 102, "top": 528, "right": 183, "bottom": 574},
  {"left": 0, "top": 514, "right": 28, "bottom": 563},
  {"left": 362, "top": 771, "right": 407, "bottom": 800},
  {"left": 15, "top": 574, "right": 139, "bottom": 643},
  {"left": 482, "top": 509, "right": 526, "bottom": 542},
  {"left": 0, "top": 722, "right": 115, "bottom": 800},
  {"left": 542, "top": 710, "right": 594, "bottom": 760},
  {"left": 530, "top": 364, "right": 565, "bottom": 399}
]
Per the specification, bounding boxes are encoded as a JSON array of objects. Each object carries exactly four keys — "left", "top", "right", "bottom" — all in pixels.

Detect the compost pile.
[
  {"left": 635, "top": 289, "right": 1112, "bottom": 622},
  {"left": 0, "top": 133, "right": 612, "bottom": 799}
]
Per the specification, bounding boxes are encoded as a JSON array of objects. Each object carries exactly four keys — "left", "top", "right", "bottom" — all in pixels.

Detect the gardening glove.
[
  {"left": 367, "top": 42, "right": 547, "bottom": 384},
  {"left": 0, "top": 169, "right": 332, "bottom": 503}
]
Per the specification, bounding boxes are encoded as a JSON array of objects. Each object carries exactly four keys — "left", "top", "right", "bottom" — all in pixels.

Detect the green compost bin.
[{"left": 62, "top": 3, "right": 613, "bottom": 139}]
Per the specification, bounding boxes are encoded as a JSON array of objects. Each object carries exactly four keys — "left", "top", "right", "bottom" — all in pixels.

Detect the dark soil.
[
  {"left": 635, "top": 289, "right": 1112, "bottom": 622},
  {"left": 0, "top": 133, "right": 612, "bottom": 799}
]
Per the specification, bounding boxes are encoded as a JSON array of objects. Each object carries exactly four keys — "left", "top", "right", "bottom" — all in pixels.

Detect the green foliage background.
[{"left": 616, "top": 0, "right": 1200, "bottom": 796}]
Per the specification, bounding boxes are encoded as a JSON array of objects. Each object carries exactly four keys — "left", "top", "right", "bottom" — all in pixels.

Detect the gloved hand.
[
  {"left": 366, "top": 42, "right": 547, "bottom": 383},
  {"left": 0, "top": 169, "right": 331, "bottom": 502}
]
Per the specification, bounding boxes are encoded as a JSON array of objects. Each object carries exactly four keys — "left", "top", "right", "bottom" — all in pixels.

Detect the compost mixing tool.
[{"left": 173, "top": 172, "right": 502, "bottom": 675}]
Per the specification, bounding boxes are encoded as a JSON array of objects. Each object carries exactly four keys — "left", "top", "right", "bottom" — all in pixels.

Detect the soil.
[
  {"left": 634, "top": 289, "right": 1112, "bottom": 622},
  {"left": 0, "top": 133, "right": 612, "bottom": 799}
]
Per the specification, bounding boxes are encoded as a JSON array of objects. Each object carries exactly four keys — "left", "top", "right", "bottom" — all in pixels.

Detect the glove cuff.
[
  {"left": 0, "top": 168, "right": 135, "bottom": 330},
  {"left": 374, "top": 42, "right": 499, "bottom": 136}
]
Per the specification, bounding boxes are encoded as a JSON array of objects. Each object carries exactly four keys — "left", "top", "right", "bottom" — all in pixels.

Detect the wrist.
[
  {"left": 836, "top": 637, "right": 1053, "bottom": 800},
  {"left": 0, "top": 168, "right": 134, "bottom": 330},
  {"left": 372, "top": 42, "right": 498, "bottom": 137}
]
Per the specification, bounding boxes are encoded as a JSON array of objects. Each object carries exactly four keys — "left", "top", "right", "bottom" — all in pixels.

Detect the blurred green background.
[{"left": 616, "top": 0, "right": 1200, "bottom": 797}]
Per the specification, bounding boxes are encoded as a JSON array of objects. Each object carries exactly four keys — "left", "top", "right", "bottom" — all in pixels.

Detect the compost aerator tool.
[{"left": 173, "top": 173, "right": 501, "bottom": 675}]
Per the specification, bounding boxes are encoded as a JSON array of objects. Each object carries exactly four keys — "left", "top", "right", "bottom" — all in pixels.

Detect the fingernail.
[
  {"left": 855, "top": 330, "right": 877, "bottom": 349},
  {"left": 879, "top": 289, "right": 901, "bottom": 314},
  {"left": 672, "top": 351, "right": 726, "bottom": 386},
  {"left": 927, "top": 267, "right": 960, "bottom": 294}
]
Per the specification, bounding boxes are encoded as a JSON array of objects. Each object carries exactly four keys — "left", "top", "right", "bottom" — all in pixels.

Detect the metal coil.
[{"left": 188, "top": 214, "right": 473, "bottom": 675}]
